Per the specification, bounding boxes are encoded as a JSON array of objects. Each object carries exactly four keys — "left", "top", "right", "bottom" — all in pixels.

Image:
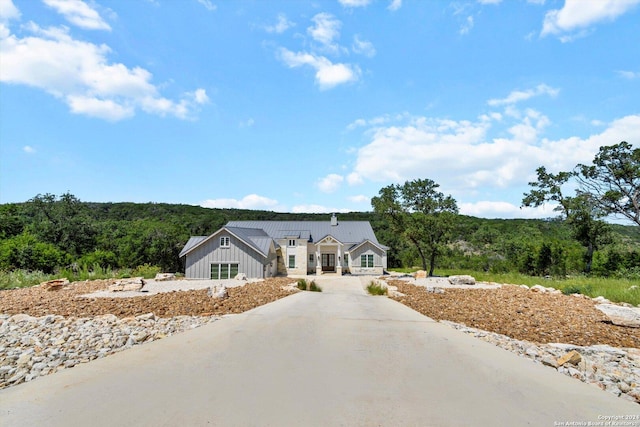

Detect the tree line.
[
  {"left": 0, "top": 142, "right": 637, "bottom": 279},
  {"left": 373, "top": 142, "right": 639, "bottom": 278}
]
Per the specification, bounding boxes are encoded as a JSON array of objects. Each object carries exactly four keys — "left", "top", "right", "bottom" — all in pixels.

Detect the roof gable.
[{"left": 180, "top": 227, "right": 272, "bottom": 259}]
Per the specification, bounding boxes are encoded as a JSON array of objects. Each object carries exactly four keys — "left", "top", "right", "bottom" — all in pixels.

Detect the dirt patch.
[
  {"left": 0, "top": 278, "right": 298, "bottom": 318},
  {"left": 389, "top": 280, "right": 640, "bottom": 349}
]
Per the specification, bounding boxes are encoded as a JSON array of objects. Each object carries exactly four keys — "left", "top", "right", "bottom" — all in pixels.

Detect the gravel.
[{"left": 2, "top": 276, "right": 639, "bottom": 404}]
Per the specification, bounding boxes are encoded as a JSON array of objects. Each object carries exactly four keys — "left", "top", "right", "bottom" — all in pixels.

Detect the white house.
[{"left": 179, "top": 214, "right": 388, "bottom": 279}]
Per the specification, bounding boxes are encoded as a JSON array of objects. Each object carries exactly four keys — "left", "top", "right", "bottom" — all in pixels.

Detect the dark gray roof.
[
  {"left": 181, "top": 220, "right": 385, "bottom": 258},
  {"left": 225, "top": 227, "right": 272, "bottom": 257},
  {"left": 225, "top": 221, "right": 380, "bottom": 246},
  {"left": 179, "top": 236, "right": 207, "bottom": 257},
  {"left": 179, "top": 227, "right": 273, "bottom": 258}
]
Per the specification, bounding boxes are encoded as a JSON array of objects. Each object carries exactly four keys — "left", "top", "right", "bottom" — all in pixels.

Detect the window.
[
  {"left": 288, "top": 239, "right": 296, "bottom": 247},
  {"left": 360, "top": 254, "right": 374, "bottom": 268},
  {"left": 309, "top": 254, "right": 314, "bottom": 262},
  {"left": 344, "top": 254, "right": 349, "bottom": 265},
  {"left": 220, "top": 236, "right": 230, "bottom": 247},
  {"left": 288, "top": 255, "right": 295, "bottom": 268},
  {"left": 211, "top": 263, "right": 239, "bottom": 279}
]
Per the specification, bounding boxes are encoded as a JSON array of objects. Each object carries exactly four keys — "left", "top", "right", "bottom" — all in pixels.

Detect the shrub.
[
  {"left": 297, "top": 279, "right": 308, "bottom": 290},
  {"left": 308, "top": 281, "right": 322, "bottom": 292},
  {"left": 132, "top": 264, "right": 161, "bottom": 279},
  {"left": 297, "top": 279, "right": 322, "bottom": 292},
  {"left": 367, "top": 281, "right": 387, "bottom": 296}
]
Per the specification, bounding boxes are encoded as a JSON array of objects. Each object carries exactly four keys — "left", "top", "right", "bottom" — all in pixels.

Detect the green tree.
[
  {"left": 372, "top": 179, "right": 458, "bottom": 276},
  {"left": 0, "top": 232, "right": 65, "bottom": 273},
  {"left": 0, "top": 204, "right": 24, "bottom": 239},
  {"left": 24, "top": 193, "right": 97, "bottom": 257},
  {"left": 523, "top": 167, "right": 611, "bottom": 273},
  {"left": 576, "top": 141, "right": 640, "bottom": 227}
]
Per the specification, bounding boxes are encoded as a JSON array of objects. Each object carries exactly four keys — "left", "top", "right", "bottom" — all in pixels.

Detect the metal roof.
[
  {"left": 225, "top": 220, "right": 380, "bottom": 246},
  {"left": 225, "top": 227, "right": 272, "bottom": 257},
  {"left": 179, "top": 236, "right": 207, "bottom": 257},
  {"left": 181, "top": 220, "right": 385, "bottom": 258},
  {"left": 179, "top": 227, "right": 273, "bottom": 258}
]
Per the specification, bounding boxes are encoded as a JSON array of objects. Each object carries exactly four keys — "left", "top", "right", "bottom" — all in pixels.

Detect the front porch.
[{"left": 314, "top": 236, "right": 346, "bottom": 276}]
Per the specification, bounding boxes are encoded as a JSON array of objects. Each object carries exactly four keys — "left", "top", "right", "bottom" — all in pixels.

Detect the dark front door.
[{"left": 321, "top": 253, "right": 336, "bottom": 272}]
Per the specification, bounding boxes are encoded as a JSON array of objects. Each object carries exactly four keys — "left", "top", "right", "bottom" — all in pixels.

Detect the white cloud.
[
  {"left": 307, "top": 13, "right": 341, "bottom": 52},
  {"left": 292, "top": 204, "right": 351, "bottom": 213},
  {"left": 487, "top": 84, "right": 559, "bottom": 106},
  {"left": 352, "top": 35, "right": 376, "bottom": 57},
  {"left": 541, "top": 0, "right": 640, "bottom": 39},
  {"left": 339, "top": 0, "right": 372, "bottom": 7},
  {"left": 347, "top": 172, "right": 363, "bottom": 185},
  {"left": 201, "top": 194, "right": 279, "bottom": 210},
  {"left": 317, "top": 173, "right": 344, "bottom": 193},
  {"left": 197, "top": 0, "right": 217, "bottom": 12},
  {"left": 459, "top": 16, "right": 474, "bottom": 35},
  {"left": 23, "top": 145, "right": 36, "bottom": 154},
  {"left": 0, "top": 21, "right": 208, "bottom": 121},
  {"left": 278, "top": 48, "right": 360, "bottom": 89},
  {"left": 0, "top": 0, "right": 20, "bottom": 23},
  {"left": 239, "top": 118, "right": 254, "bottom": 128},
  {"left": 388, "top": 0, "right": 402, "bottom": 11},
  {"left": 43, "top": 0, "right": 111, "bottom": 31},
  {"left": 460, "top": 201, "right": 557, "bottom": 219},
  {"left": 478, "top": 0, "right": 502, "bottom": 5},
  {"left": 346, "top": 110, "right": 640, "bottom": 198},
  {"left": 265, "top": 13, "right": 294, "bottom": 34},
  {"left": 617, "top": 70, "right": 640, "bottom": 79},
  {"left": 348, "top": 194, "right": 370, "bottom": 203},
  {"left": 192, "top": 88, "right": 209, "bottom": 104}
]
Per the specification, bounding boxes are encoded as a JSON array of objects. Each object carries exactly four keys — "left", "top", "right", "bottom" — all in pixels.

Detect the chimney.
[{"left": 331, "top": 213, "right": 338, "bottom": 226}]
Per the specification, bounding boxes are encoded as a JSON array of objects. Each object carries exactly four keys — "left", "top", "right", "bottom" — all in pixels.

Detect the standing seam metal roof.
[{"left": 225, "top": 221, "right": 380, "bottom": 246}]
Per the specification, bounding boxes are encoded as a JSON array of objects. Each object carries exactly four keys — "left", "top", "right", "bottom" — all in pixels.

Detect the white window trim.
[
  {"left": 288, "top": 239, "right": 296, "bottom": 247},
  {"left": 220, "top": 236, "right": 230, "bottom": 247}
]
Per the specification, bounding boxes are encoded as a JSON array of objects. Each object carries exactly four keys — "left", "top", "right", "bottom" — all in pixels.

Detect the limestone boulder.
[
  {"left": 40, "top": 278, "right": 69, "bottom": 291},
  {"left": 208, "top": 285, "right": 228, "bottom": 299},
  {"left": 557, "top": 350, "right": 582, "bottom": 366},
  {"left": 414, "top": 270, "right": 427, "bottom": 279},
  {"left": 595, "top": 304, "right": 640, "bottom": 328},
  {"left": 108, "top": 277, "right": 145, "bottom": 292},
  {"left": 154, "top": 273, "right": 175, "bottom": 281},
  {"left": 448, "top": 275, "right": 476, "bottom": 286}
]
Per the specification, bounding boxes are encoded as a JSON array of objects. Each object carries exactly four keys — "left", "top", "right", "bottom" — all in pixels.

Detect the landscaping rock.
[
  {"left": 207, "top": 285, "right": 228, "bottom": 299},
  {"left": 40, "top": 278, "right": 69, "bottom": 291},
  {"left": 154, "top": 273, "right": 175, "bottom": 282},
  {"left": 448, "top": 275, "right": 475, "bottom": 286},
  {"left": 595, "top": 304, "right": 640, "bottom": 328},
  {"left": 557, "top": 350, "right": 582, "bottom": 366},
  {"left": 234, "top": 273, "right": 248, "bottom": 281},
  {"left": 414, "top": 270, "right": 427, "bottom": 279},
  {"left": 108, "top": 277, "right": 145, "bottom": 292}
]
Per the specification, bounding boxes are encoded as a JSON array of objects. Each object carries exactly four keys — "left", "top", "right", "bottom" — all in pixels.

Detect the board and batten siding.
[
  {"left": 348, "top": 241, "right": 387, "bottom": 275},
  {"left": 185, "top": 231, "right": 269, "bottom": 279}
]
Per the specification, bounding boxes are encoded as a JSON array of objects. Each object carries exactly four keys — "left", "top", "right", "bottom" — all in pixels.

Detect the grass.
[
  {"left": 0, "top": 264, "right": 163, "bottom": 290},
  {"left": 434, "top": 269, "right": 640, "bottom": 306},
  {"left": 296, "top": 278, "right": 322, "bottom": 292},
  {"left": 387, "top": 267, "right": 640, "bottom": 306},
  {"left": 367, "top": 281, "right": 387, "bottom": 296}
]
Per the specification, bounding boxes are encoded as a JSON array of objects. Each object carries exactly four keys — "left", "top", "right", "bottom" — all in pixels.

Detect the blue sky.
[{"left": 1, "top": 0, "right": 639, "bottom": 218}]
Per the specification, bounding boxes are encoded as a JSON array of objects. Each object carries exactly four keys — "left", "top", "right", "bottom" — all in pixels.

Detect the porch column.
[
  {"left": 315, "top": 246, "right": 322, "bottom": 275},
  {"left": 336, "top": 245, "right": 343, "bottom": 275}
]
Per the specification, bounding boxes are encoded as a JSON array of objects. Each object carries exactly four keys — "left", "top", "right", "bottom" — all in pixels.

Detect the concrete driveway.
[{"left": 1, "top": 276, "right": 637, "bottom": 426}]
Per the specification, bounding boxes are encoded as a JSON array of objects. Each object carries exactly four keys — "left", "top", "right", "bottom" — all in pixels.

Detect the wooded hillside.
[{"left": 1, "top": 193, "right": 638, "bottom": 278}]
